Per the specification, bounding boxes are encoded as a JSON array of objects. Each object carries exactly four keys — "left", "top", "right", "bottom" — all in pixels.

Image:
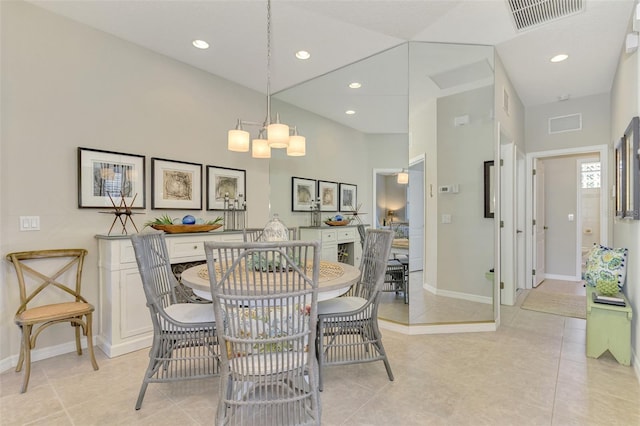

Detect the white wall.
[
  {"left": 436, "top": 85, "right": 494, "bottom": 298},
  {"left": 609, "top": 2, "right": 640, "bottom": 376},
  {"left": 526, "top": 93, "right": 611, "bottom": 153},
  {"left": 0, "top": 1, "right": 390, "bottom": 369}
]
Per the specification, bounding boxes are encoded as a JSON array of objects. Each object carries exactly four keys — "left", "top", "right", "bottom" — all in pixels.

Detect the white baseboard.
[
  {"left": 544, "top": 274, "right": 581, "bottom": 282},
  {"left": 97, "top": 335, "right": 152, "bottom": 358},
  {"left": 0, "top": 336, "right": 98, "bottom": 373},
  {"left": 423, "top": 283, "right": 492, "bottom": 305},
  {"left": 379, "top": 319, "right": 496, "bottom": 335}
]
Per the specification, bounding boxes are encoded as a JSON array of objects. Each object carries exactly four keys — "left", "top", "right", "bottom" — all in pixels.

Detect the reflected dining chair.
[
  {"left": 316, "top": 229, "right": 394, "bottom": 391},
  {"left": 6, "top": 249, "right": 99, "bottom": 393},
  {"left": 130, "top": 233, "right": 219, "bottom": 410},
  {"left": 204, "top": 240, "right": 321, "bottom": 425}
]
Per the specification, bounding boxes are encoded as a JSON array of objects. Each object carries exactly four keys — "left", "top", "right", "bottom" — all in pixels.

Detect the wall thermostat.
[{"left": 438, "top": 184, "right": 459, "bottom": 194}]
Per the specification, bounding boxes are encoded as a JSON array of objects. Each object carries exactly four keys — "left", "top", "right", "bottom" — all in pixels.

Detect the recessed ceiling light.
[
  {"left": 348, "top": 82, "right": 362, "bottom": 89},
  {"left": 550, "top": 54, "right": 568, "bottom": 63},
  {"left": 345, "top": 110, "right": 356, "bottom": 115},
  {"left": 295, "top": 50, "right": 310, "bottom": 60},
  {"left": 192, "top": 39, "right": 210, "bottom": 49}
]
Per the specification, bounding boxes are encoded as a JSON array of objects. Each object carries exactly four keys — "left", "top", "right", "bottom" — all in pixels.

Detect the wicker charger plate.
[
  {"left": 324, "top": 220, "right": 350, "bottom": 226},
  {"left": 151, "top": 224, "right": 222, "bottom": 233}
]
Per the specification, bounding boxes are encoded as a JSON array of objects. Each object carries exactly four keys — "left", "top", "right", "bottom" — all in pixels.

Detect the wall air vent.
[
  {"left": 548, "top": 113, "right": 582, "bottom": 134},
  {"left": 507, "top": 0, "right": 584, "bottom": 31}
]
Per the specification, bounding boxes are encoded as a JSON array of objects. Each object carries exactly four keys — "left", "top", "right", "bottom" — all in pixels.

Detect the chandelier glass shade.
[
  {"left": 227, "top": 0, "right": 305, "bottom": 157},
  {"left": 397, "top": 170, "right": 409, "bottom": 184},
  {"left": 252, "top": 137, "right": 271, "bottom": 158}
]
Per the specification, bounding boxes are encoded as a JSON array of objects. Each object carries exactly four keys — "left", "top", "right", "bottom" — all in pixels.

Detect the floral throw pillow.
[{"left": 584, "top": 244, "right": 628, "bottom": 289}]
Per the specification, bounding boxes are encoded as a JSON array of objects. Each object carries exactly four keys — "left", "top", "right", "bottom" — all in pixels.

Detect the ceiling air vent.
[
  {"left": 507, "top": 0, "right": 584, "bottom": 31},
  {"left": 549, "top": 113, "right": 582, "bottom": 134}
]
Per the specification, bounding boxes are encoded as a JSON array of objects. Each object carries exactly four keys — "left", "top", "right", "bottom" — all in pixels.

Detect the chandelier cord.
[{"left": 265, "top": 0, "right": 272, "bottom": 126}]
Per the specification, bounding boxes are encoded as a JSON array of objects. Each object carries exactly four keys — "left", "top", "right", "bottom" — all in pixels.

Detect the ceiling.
[{"left": 28, "top": 0, "right": 636, "bottom": 134}]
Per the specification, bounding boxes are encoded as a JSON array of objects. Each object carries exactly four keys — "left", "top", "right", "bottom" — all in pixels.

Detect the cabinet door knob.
[{"left": 193, "top": 245, "right": 198, "bottom": 249}]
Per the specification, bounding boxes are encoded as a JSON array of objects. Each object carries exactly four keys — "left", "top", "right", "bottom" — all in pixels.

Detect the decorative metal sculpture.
[{"left": 100, "top": 192, "right": 142, "bottom": 235}]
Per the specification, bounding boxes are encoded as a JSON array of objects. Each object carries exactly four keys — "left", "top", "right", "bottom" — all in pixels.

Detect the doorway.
[{"left": 525, "top": 145, "right": 609, "bottom": 289}]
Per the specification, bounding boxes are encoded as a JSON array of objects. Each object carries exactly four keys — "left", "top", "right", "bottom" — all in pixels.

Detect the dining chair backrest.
[
  {"left": 130, "top": 233, "right": 179, "bottom": 312},
  {"left": 349, "top": 229, "right": 394, "bottom": 301},
  {"left": 204, "top": 240, "right": 322, "bottom": 425}
]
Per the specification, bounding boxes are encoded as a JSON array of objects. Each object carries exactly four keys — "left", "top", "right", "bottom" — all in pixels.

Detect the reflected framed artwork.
[
  {"left": 615, "top": 138, "right": 625, "bottom": 218},
  {"left": 318, "top": 180, "right": 338, "bottom": 212},
  {"left": 623, "top": 116, "right": 639, "bottom": 219},
  {"left": 206, "top": 165, "right": 246, "bottom": 210},
  {"left": 339, "top": 183, "right": 357, "bottom": 212},
  {"left": 77, "top": 147, "right": 145, "bottom": 209},
  {"left": 151, "top": 158, "right": 202, "bottom": 210},
  {"left": 484, "top": 160, "right": 495, "bottom": 218},
  {"left": 292, "top": 177, "right": 316, "bottom": 212}
]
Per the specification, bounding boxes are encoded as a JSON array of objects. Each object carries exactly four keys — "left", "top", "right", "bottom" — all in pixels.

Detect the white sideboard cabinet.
[
  {"left": 299, "top": 226, "right": 362, "bottom": 266},
  {"left": 96, "top": 231, "right": 243, "bottom": 358}
]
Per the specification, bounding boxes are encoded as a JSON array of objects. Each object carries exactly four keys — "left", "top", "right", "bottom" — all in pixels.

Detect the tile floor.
[{"left": 1, "top": 283, "right": 639, "bottom": 426}]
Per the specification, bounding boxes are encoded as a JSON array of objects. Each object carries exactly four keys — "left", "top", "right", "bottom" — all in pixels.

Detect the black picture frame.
[
  {"left": 317, "top": 180, "right": 339, "bottom": 212},
  {"left": 206, "top": 165, "right": 246, "bottom": 210},
  {"left": 77, "top": 147, "right": 146, "bottom": 209},
  {"left": 623, "top": 116, "right": 639, "bottom": 219},
  {"left": 339, "top": 183, "right": 357, "bottom": 212},
  {"left": 151, "top": 158, "right": 202, "bottom": 210},
  {"left": 484, "top": 160, "right": 494, "bottom": 218},
  {"left": 292, "top": 177, "right": 317, "bottom": 212}
]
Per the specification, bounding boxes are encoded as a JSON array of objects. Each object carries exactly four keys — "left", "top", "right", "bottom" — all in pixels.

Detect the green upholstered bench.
[{"left": 586, "top": 286, "right": 632, "bottom": 366}]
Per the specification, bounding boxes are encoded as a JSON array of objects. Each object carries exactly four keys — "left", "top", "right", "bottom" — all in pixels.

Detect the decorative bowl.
[
  {"left": 151, "top": 224, "right": 222, "bottom": 234},
  {"left": 324, "top": 220, "right": 350, "bottom": 226}
]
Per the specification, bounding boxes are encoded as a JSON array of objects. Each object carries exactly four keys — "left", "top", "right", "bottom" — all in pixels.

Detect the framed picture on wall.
[
  {"left": 292, "top": 177, "right": 316, "bottom": 212},
  {"left": 151, "top": 158, "right": 202, "bottom": 210},
  {"left": 623, "top": 116, "right": 639, "bottom": 219},
  {"left": 77, "top": 147, "right": 146, "bottom": 209},
  {"left": 206, "top": 165, "right": 246, "bottom": 210},
  {"left": 339, "top": 183, "right": 357, "bottom": 212},
  {"left": 317, "top": 180, "right": 338, "bottom": 211}
]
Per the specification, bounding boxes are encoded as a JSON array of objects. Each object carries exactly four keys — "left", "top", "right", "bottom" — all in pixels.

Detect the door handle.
[
  {"left": 544, "top": 226, "right": 548, "bottom": 230},
  {"left": 516, "top": 230, "right": 523, "bottom": 233}
]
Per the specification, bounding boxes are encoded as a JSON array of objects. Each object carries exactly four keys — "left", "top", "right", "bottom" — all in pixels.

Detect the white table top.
[{"left": 181, "top": 260, "right": 360, "bottom": 302}]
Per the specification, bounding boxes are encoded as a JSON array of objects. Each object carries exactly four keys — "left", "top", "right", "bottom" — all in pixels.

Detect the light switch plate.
[{"left": 19, "top": 216, "right": 40, "bottom": 231}]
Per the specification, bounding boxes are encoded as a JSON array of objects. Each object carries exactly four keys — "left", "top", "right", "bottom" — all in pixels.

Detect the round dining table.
[{"left": 181, "top": 260, "right": 360, "bottom": 302}]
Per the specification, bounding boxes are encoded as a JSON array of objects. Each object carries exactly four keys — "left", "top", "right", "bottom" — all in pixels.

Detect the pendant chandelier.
[{"left": 227, "top": 0, "right": 306, "bottom": 158}]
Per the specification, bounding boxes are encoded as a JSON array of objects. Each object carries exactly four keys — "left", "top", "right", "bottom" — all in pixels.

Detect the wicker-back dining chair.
[
  {"left": 316, "top": 229, "right": 394, "bottom": 391},
  {"left": 204, "top": 240, "right": 321, "bottom": 425},
  {"left": 6, "top": 249, "right": 99, "bottom": 393},
  {"left": 130, "top": 233, "right": 219, "bottom": 410}
]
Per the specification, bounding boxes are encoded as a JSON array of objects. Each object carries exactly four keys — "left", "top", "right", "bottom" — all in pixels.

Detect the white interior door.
[
  {"left": 533, "top": 159, "right": 546, "bottom": 287},
  {"left": 516, "top": 147, "right": 526, "bottom": 290}
]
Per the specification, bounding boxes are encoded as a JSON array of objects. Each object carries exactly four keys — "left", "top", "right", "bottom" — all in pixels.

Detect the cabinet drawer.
[
  {"left": 119, "top": 240, "right": 137, "bottom": 265},
  {"left": 169, "top": 239, "right": 206, "bottom": 260},
  {"left": 336, "top": 228, "right": 355, "bottom": 242},
  {"left": 321, "top": 230, "right": 337, "bottom": 243}
]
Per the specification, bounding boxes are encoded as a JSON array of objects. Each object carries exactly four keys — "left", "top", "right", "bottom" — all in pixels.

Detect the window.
[{"left": 581, "top": 162, "right": 600, "bottom": 189}]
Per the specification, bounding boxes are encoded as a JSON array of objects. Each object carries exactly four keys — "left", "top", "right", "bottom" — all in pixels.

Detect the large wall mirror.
[{"left": 271, "top": 41, "right": 496, "bottom": 327}]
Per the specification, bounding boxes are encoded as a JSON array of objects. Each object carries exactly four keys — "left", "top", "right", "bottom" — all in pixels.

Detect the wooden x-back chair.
[{"left": 6, "top": 249, "right": 99, "bottom": 393}]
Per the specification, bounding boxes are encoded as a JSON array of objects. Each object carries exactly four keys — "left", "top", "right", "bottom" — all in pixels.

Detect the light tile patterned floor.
[{"left": 1, "top": 286, "right": 639, "bottom": 425}]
